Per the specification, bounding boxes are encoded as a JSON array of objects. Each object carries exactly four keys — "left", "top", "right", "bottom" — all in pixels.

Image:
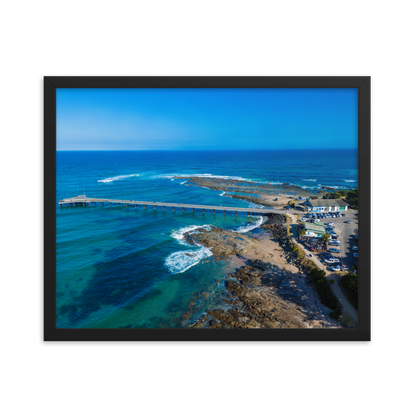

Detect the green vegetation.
[
  {"left": 340, "top": 272, "right": 358, "bottom": 309},
  {"left": 329, "top": 279, "right": 335, "bottom": 284},
  {"left": 322, "top": 233, "right": 331, "bottom": 243},
  {"left": 324, "top": 188, "right": 358, "bottom": 209},
  {"left": 310, "top": 268, "right": 342, "bottom": 319}
]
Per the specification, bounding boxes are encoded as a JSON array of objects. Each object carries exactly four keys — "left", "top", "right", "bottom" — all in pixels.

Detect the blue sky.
[{"left": 56, "top": 88, "right": 358, "bottom": 150}]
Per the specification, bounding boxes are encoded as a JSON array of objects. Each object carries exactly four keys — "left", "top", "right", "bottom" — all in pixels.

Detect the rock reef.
[
  {"left": 175, "top": 176, "right": 326, "bottom": 203},
  {"left": 184, "top": 223, "right": 340, "bottom": 329},
  {"left": 184, "top": 226, "right": 258, "bottom": 258},
  {"left": 191, "top": 259, "right": 338, "bottom": 329}
]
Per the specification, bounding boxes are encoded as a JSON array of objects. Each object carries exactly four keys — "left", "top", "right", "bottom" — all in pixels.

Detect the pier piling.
[{"left": 58, "top": 196, "right": 278, "bottom": 216}]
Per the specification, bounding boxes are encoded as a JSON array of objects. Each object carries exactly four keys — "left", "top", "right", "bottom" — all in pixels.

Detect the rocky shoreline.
[
  {"left": 191, "top": 259, "right": 338, "bottom": 328},
  {"left": 175, "top": 175, "right": 326, "bottom": 207},
  {"left": 183, "top": 219, "right": 340, "bottom": 329},
  {"left": 184, "top": 226, "right": 258, "bottom": 258}
]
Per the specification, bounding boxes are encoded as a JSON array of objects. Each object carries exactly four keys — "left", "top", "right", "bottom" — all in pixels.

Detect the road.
[{"left": 295, "top": 209, "right": 359, "bottom": 323}]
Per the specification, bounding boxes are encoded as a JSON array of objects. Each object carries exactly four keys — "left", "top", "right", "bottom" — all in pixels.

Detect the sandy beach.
[
  {"left": 172, "top": 175, "right": 343, "bottom": 328},
  {"left": 184, "top": 220, "right": 341, "bottom": 329}
]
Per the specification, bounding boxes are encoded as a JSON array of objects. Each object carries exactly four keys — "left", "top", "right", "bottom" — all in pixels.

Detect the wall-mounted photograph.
[{"left": 55, "top": 86, "right": 360, "bottom": 331}]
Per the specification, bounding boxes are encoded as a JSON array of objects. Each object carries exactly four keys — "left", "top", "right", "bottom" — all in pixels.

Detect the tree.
[
  {"left": 299, "top": 229, "right": 306, "bottom": 238},
  {"left": 322, "top": 233, "right": 331, "bottom": 243}
]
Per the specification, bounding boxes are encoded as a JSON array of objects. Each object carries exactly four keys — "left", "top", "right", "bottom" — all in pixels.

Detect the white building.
[{"left": 305, "top": 199, "right": 349, "bottom": 213}]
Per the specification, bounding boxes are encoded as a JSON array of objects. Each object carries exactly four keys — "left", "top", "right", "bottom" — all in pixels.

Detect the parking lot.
[{"left": 300, "top": 209, "right": 358, "bottom": 273}]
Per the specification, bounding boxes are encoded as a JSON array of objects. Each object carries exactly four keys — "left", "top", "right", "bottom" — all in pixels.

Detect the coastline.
[
  {"left": 174, "top": 175, "right": 328, "bottom": 208},
  {"left": 169, "top": 175, "right": 342, "bottom": 328},
  {"left": 182, "top": 218, "right": 341, "bottom": 329}
]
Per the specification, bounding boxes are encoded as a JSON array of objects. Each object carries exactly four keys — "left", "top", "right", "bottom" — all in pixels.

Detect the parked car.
[
  {"left": 345, "top": 220, "right": 351, "bottom": 223},
  {"left": 331, "top": 265, "right": 341, "bottom": 272},
  {"left": 328, "top": 222, "right": 334, "bottom": 226},
  {"left": 352, "top": 246, "right": 358, "bottom": 251},
  {"left": 329, "top": 241, "right": 340, "bottom": 246},
  {"left": 329, "top": 248, "right": 341, "bottom": 253},
  {"left": 325, "top": 258, "right": 339, "bottom": 264},
  {"left": 353, "top": 253, "right": 358, "bottom": 258}
]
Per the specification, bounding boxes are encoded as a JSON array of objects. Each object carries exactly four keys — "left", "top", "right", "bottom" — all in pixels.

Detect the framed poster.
[{"left": 44, "top": 76, "right": 370, "bottom": 341}]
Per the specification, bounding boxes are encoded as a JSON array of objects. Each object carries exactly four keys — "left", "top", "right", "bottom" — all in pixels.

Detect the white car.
[
  {"left": 325, "top": 259, "right": 339, "bottom": 264},
  {"left": 352, "top": 246, "right": 358, "bottom": 251},
  {"left": 329, "top": 241, "right": 340, "bottom": 246},
  {"left": 328, "top": 222, "right": 334, "bottom": 226}
]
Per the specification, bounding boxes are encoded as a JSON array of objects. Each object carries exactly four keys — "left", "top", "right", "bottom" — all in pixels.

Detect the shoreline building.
[
  {"left": 303, "top": 222, "right": 326, "bottom": 238},
  {"left": 305, "top": 199, "right": 349, "bottom": 213}
]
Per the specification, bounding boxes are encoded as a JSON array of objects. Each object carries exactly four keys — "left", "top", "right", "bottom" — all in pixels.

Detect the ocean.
[{"left": 56, "top": 149, "right": 357, "bottom": 328}]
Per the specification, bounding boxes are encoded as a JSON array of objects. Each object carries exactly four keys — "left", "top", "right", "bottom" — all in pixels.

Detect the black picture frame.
[{"left": 44, "top": 76, "right": 371, "bottom": 341}]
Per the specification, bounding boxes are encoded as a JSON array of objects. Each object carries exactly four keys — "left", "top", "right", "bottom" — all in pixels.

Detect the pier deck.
[{"left": 58, "top": 195, "right": 280, "bottom": 215}]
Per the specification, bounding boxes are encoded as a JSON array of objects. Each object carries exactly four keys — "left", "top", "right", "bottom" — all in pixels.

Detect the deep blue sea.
[{"left": 56, "top": 149, "right": 357, "bottom": 328}]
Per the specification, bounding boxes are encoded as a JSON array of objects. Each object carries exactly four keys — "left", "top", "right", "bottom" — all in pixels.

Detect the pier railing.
[{"left": 58, "top": 195, "right": 281, "bottom": 215}]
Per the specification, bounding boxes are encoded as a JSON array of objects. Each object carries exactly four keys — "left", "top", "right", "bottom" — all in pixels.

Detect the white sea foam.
[
  {"left": 165, "top": 247, "right": 213, "bottom": 274},
  {"left": 233, "top": 216, "right": 265, "bottom": 233},
  {"left": 166, "top": 225, "right": 213, "bottom": 273},
  {"left": 344, "top": 180, "right": 356, "bottom": 183},
  {"left": 98, "top": 174, "right": 140, "bottom": 183},
  {"left": 180, "top": 181, "right": 187, "bottom": 185},
  {"left": 171, "top": 224, "right": 212, "bottom": 246},
  {"left": 303, "top": 179, "right": 317, "bottom": 181},
  {"left": 161, "top": 173, "right": 255, "bottom": 182}
]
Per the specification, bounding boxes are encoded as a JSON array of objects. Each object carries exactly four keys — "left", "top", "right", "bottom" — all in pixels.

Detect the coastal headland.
[
  {"left": 177, "top": 177, "right": 342, "bottom": 328},
  {"left": 174, "top": 175, "right": 326, "bottom": 208}
]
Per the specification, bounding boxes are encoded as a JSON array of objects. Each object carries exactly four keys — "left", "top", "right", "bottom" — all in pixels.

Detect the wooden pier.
[{"left": 58, "top": 195, "right": 280, "bottom": 215}]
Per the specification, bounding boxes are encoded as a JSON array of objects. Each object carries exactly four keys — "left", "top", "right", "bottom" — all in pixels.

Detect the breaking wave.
[
  {"left": 166, "top": 225, "right": 213, "bottom": 274},
  {"left": 344, "top": 180, "right": 356, "bottom": 183},
  {"left": 171, "top": 224, "right": 212, "bottom": 246},
  {"left": 165, "top": 247, "right": 212, "bottom": 274},
  {"left": 233, "top": 216, "right": 265, "bottom": 233},
  {"left": 303, "top": 179, "right": 317, "bottom": 181},
  {"left": 98, "top": 174, "right": 140, "bottom": 183}
]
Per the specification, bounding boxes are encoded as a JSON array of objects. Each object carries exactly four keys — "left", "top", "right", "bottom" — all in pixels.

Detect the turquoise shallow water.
[{"left": 56, "top": 150, "right": 357, "bottom": 328}]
